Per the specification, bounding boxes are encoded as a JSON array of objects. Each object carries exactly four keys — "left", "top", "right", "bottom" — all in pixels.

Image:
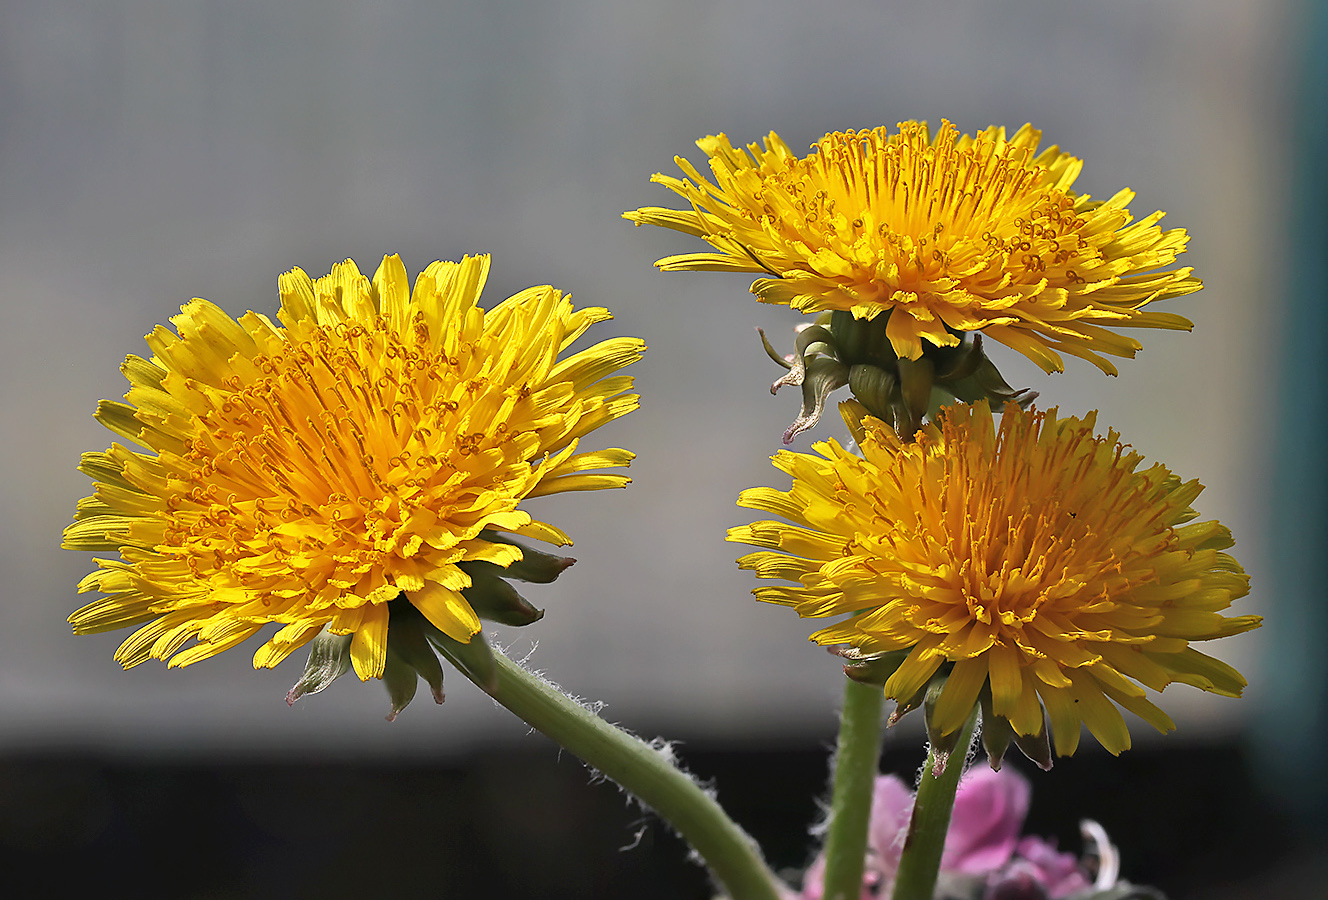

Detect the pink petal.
[
  {"left": 868, "top": 775, "right": 916, "bottom": 869},
  {"left": 800, "top": 853, "right": 827, "bottom": 900},
  {"left": 942, "top": 767, "right": 1031, "bottom": 874},
  {"left": 798, "top": 848, "right": 884, "bottom": 900},
  {"left": 801, "top": 775, "right": 912, "bottom": 900},
  {"left": 1010, "top": 836, "right": 1093, "bottom": 899}
]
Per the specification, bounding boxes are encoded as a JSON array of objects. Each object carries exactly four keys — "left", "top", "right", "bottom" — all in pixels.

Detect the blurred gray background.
[
  {"left": 5, "top": 3, "right": 1322, "bottom": 897},
  {"left": 0, "top": 0, "right": 1294, "bottom": 755}
]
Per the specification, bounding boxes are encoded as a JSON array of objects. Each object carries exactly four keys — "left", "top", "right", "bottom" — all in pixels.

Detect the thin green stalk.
[
  {"left": 888, "top": 706, "right": 980, "bottom": 900},
  {"left": 440, "top": 640, "right": 785, "bottom": 900},
  {"left": 820, "top": 677, "right": 886, "bottom": 900}
]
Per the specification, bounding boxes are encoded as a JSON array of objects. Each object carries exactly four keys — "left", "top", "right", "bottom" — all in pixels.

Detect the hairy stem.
[
  {"left": 820, "top": 677, "right": 886, "bottom": 900},
  {"left": 889, "top": 706, "right": 980, "bottom": 900},
  {"left": 439, "top": 639, "right": 786, "bottom": 900}
]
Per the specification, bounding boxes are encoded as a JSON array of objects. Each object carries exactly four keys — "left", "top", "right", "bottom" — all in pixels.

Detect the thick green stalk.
[
  {"left": 888, "top": 707, "right": 980, "bottom": 900},
  {"left": 442, "top": 643, "right": 785, "bottom": 900},
  {"left": 820, "top": 677, "right": 886, "bottom": 900}
]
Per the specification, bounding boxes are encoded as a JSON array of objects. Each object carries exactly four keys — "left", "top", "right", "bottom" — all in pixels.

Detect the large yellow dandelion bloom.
[
  {"left": 65, "top": 254, "right": 644, "bottom": 682},
  {"left": 728, "top": 402, "right": 1258, "bottom": 756},
  {"left": 627, "top": 121, "right": 1199, "bottom": 375}
]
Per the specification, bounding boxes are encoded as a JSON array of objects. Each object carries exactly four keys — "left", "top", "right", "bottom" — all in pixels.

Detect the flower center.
[
  {"left": 158, "top": 315, "right": 536, "bottom": 603},
  {"left": 885, "top": 415, "right": 1177, "bottom": 654},
  {"left": 761, "top": 124, "right": 1096, "bottom": 294}
]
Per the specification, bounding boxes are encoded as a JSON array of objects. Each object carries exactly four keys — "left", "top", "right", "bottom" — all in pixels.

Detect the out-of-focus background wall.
[{"left": 1, "top": 1, "right": 1321, "bottom": 897}]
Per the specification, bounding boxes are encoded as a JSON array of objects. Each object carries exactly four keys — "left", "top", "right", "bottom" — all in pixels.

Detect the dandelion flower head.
[
  {"left": 65, "top": 254, "right": 644, "bottom": 682},
  {"left": 728, "top": 402, "right": 1258, "bottom": 756},
  {"left": 627, "top": 121, "right": 1199, "bottom": 375}
]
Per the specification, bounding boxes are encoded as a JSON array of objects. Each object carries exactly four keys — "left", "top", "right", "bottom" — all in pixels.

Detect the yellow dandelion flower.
[
  {"left": 627, "top": 121, "right": 1199, "bottom": 375},
  {"left": 728, "top": 401, "right": 1259, "bottom": 757},
  {"left": 65, "top": 254, "right": 644, "bottom": 684}
]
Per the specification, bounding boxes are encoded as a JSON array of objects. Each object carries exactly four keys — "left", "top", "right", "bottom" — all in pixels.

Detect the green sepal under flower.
[
  {"left": 837, "top": 646, "right": 1057, "bottom": 772},
  {"left": 288, "top": 532, "right": 570, "bottom": 718},
  {"left": 833, "top": 645, "right": 909, "bottom": 686},
  {"left": 455, "top": 530, "right": 577, "bottom": 627},
  {"left": 760, "top": 310, "right": 1035, "bottom": 442},
  {"left": 975, "top": 682, "right": 1054, "bottom": 772},
  {"left": 922, "top": 674, "right": 969, "bottom": 776},
  {"left": 978, "top": 688, "right": 1018, "bottom": 771},
  {"left": 285, "top": 630, "right": 354, "bottom": 706},
  {"left": 381, "top": 602, "right": 448, "bottom": 721},
  {"left": 477, "top": 530, "right": 578, "bottom": 584}
]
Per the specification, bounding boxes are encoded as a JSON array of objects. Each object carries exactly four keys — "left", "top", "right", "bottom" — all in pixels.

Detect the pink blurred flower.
[
  {"left": 983, "top": 836, "right": 1093, "bottom": 900},
  {"left": 800, "top": 768, "right": 1096, "bottom": 900},
  {"left": 801, "top": 777, "right": 913, "bottom": 900},
  {"left": 942, "top": 767, "right": 1030, "bottom": 874}
]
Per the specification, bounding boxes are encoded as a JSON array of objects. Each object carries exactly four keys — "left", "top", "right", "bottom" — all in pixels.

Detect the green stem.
[
  {"left": 820, "top": 677, "right": 886, "bottom": 900},
  {"left": 443, "top": 642, "right": 785, "bottom": 900},
  {"left": 888, "top": 706, "right": 980, "bottom": 900}
]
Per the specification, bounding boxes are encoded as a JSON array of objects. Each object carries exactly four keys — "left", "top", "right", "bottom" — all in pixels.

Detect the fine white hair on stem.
[{"left": 486, "top": 638, "right": 721, "bottom": 834}]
